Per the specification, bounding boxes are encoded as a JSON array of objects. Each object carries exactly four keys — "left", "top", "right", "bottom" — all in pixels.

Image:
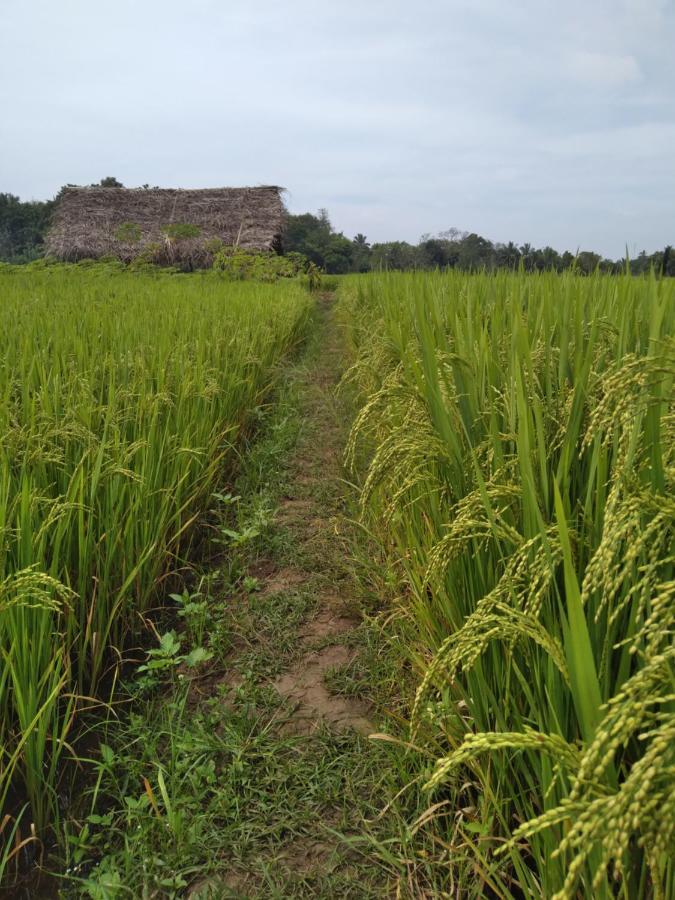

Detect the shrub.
[{"left": 212, "top": 247, "right": 313, "bottom": 284}]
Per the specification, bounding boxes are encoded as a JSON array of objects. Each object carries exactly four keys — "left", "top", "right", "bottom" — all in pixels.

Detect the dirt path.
[
  {"left": 187, "top": 294, "right": 393, "bottom": 899},
  {"left": 269, "top": 295, "right": 373, "bottom": 738}
]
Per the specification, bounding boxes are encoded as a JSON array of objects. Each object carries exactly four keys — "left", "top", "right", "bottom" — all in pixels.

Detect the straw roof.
[{"left": 45, "top": 186, "right": 285, "bottom": 266}]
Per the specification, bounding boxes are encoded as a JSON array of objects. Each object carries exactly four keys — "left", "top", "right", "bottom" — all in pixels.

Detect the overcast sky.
[{"left": 1, "top": 0, "right": 673, "bottom": 257}]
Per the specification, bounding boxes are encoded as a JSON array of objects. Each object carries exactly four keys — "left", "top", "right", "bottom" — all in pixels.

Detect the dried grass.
[{"left": 45, "top": 185, "right": 284, "bottom": 266}]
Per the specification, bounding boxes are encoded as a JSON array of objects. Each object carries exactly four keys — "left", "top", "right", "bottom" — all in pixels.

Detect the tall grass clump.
[
  {"left": 0, "top": 265, "right": 310, "bottom": 875},
  {"left": 340, "top": 269, "right": 674, "bottom": 898}
]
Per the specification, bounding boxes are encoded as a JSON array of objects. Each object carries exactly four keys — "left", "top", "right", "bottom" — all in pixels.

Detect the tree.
[
  {"left": 562, "top": 251, "right": 575, "bottom": 270},
  {"left": 438, "top": 227, "right": 468, "bottom": 243},
  {"left": 457, "top": 233, "right": 494, "bottom": 271},
  {"left": 576, "top": 251, "right": 602, "bottom": 275},
  {"left": 419, "top": 238, "right": 451, "bottom": 268},
  {"left": 0, "top": 192, "right": 54, "bottom": 262},
  {"left": 520, "top": 242, "right": 535, "bottom": 272},
  {"left": 283, "top": 212, "right": 331, "bottom": 266},
  {"left": 369, "top": 241, "right": 417, "bottom": 270},
  {"left": 98, "top": 176, "right": 124, "bottom": 188},
  {"left": 495, "top": 241, "right": 521, "bottom": 269},
  {"left": 660, "top": 245, "right": 673, "bottom": 276},
  {"left": 535, "top": 246, "right": 563, "bottom": 272},
  {"left": 283, "top": 210, "right": 355, "bottom": 274},
  {"left": 351, "top": 233, "right": 371, "bottom": 272},
  {"left": 323, "top": 233, "right": 354, "bottom": 274}
]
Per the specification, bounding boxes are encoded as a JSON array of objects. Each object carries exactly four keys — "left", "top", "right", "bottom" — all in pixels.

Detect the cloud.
[
  {"left": 567, "top": 51, "right": 642, "bottom": 87},
  {"left": 621, "top": 0, "right": 667, "bottom": 22},
  {"left": 0, "top": 0, "right": 673, "bottom": 257}
]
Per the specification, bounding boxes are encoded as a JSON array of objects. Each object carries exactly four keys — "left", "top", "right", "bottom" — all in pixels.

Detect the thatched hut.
[{"left": 45, "top": 185, "right": 285, "bottom": 267}]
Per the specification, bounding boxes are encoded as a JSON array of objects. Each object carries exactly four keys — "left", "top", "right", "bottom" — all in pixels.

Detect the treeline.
[
  {"left": 285, "top": 211, "right": 675, "bottom": 276},
  {"left": 1, "top": 187, "right": 672, "bottom": 275},
  {"left": 0, "top": 179, "right": 126, "bottom": 262},
  {"left": 0, "top": 194, "right": 54, "bottom": 263}
]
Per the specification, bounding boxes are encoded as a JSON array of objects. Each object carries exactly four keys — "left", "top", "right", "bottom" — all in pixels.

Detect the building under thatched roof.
[{"left": 45, "top": 185, "right": 285, "bottom": 267}]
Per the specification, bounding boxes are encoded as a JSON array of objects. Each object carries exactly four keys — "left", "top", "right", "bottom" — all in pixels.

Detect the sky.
[{"left": 1, "top": 0, "right": 673, "bottom": 257}]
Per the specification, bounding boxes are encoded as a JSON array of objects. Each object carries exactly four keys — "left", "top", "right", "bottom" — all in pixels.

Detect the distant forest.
[
  {"left": 284, "top": 209, "right": 674, "bottom": 276},
  {"left": 1, "top": 182, "right": 672, "bottom": 275}
]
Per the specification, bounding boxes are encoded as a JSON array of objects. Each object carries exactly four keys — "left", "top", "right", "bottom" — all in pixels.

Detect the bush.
[{"left": 212, "top": 247, "right": 316, "bottom": 285}]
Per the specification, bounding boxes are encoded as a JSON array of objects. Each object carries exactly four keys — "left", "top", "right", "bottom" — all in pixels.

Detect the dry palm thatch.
[{"left": 45, "top": 185, "right": 285, "bottom": 267}]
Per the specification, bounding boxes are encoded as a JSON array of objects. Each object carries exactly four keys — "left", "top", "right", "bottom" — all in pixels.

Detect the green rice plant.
[
  {"left": 340, "top": 269, "right": 674, "bottom": 897},
  {"left": 0, "top": 264, "right": 310, "bottom": 878}
]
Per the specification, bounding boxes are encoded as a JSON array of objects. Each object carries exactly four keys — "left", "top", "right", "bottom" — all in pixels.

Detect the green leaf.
[
  {"left": 156, "top": 631, "right": 181, "bottom": 657},
  {"left": 184, "top": 647, "right": 213, "bottom": 667},
  {"left": 99, "top": 743, "right": 115, "bottom": 766},
  {"left": 553, "top": 480, "right": 602, "bottom": 743}
]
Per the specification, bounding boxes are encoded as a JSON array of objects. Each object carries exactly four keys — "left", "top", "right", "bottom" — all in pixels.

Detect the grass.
[
  {"left": 339, "top": 268, "right": 674, "bottom": 898},
  {"left": 0, "top": 263, "right": 311, "bottom": 881}
]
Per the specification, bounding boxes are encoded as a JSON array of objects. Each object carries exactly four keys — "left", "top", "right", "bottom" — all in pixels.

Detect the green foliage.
[
  {"left": 171, "top": 586, "right": 211, "bottom": 646},
  {"left": 341, "top": 269, "right": 675, "bottom": 898},
  {"left": 284, "top": 209, "right": 359, "bottom": 274},
  {"left": 135, "top": 630, "right": 213, "bottom": 691},
  {"left": 0, "top": 265, "right": 311, "bottom": 881},
  {"left": 113, "top": 221, "right": 141, "bottom": 243},
  {"left": 160, "top": 222, "right": 202, "bottom": 241},
  {"left": 306, "top": 261, "right": 323, "bottom": 291},
  {"left": 128, "top": 241, "right": 165, "bottom": 268},
  {"left": 0, "top": 193, "right": 54, "bottom": 263},
  {"left": 66, "top": 682, "right": 405, "bottom": 899},
  {"left": 212, "top": 246, "right": 312, "bottom": 284},
  {"left": 203, "top": 236, "right": 225, "bottom": 256}
]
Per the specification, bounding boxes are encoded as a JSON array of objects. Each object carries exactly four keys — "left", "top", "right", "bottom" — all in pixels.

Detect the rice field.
[
  {"left": 0, "top": 265, "right": 310, "bottom": 875},
  {"left": 1, "top": 263, "right": 673, "bottom": 897},
  {"left": 340, "top": 270, "right": 674, "bottom": 898}
]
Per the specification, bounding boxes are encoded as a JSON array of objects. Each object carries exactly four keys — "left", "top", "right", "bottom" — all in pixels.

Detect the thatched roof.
[{"left": 45, "top": 185, "right": 285, "bottom": 266}]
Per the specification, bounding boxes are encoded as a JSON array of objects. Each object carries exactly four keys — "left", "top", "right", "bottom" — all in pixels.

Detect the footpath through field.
[{"left": 187, "top": 293, "right": 393, "bottom": 898}]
